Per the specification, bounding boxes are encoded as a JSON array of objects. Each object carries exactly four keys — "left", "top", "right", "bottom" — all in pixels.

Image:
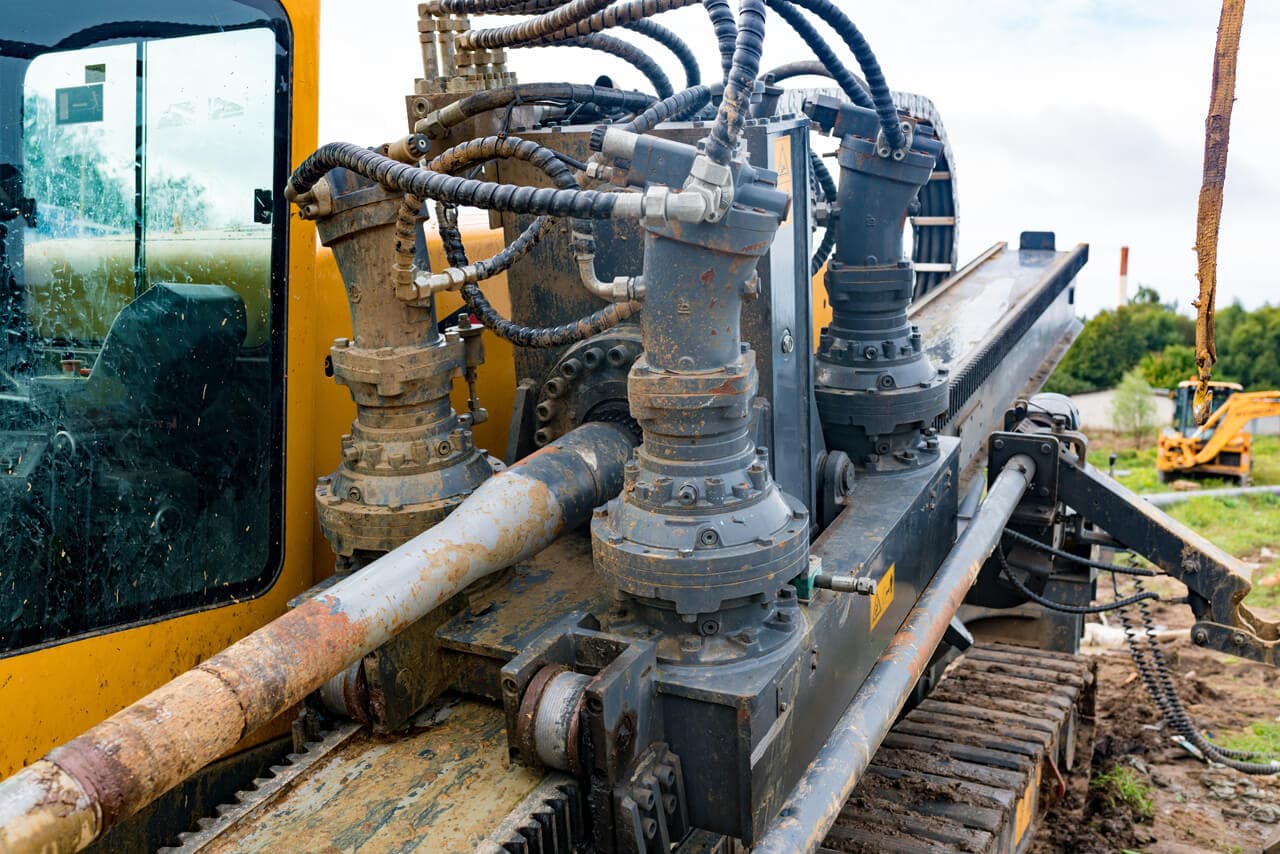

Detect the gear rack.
[{"left": 157, "top": 642, "right": 1091, "bottom": 853}]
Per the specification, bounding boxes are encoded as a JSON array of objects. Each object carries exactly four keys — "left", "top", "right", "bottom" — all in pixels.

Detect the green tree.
[
  {"left": 147, "top": 172, "right": 211, "bottom": 233},
  {"left": 1110, "top": 369, "right": 1158, "bottom": 447},
  {"left": 22, "top": 95, "right": 132, "bottom": 232},
  {"left": 1138, "top": 344, "right": 1196, "bottom": 390},
  {"left": 1046, "top": 291, "right": 1194, "bottom": 393}
]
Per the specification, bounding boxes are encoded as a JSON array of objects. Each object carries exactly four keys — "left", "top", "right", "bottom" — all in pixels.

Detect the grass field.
[{"left": 1085, "top": 433, "right": 1280, "bottom": 608}]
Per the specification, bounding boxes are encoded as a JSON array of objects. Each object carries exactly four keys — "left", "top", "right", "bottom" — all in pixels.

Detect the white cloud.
[{"left": 320, "top": 0, "right": 1280, "bottom": 316}]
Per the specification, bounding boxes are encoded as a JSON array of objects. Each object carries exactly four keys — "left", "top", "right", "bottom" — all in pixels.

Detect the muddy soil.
[{"left": 1032, "top": 578, "right": 1280, "bottom": 853}]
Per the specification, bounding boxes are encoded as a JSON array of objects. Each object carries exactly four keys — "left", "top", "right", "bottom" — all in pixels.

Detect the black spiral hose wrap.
[
  {"left": 289, "top": 142, "right": 621, "bottom": 220},
  {"left": 557, "top": 33, "right": 673, "bottom": 97},
  {"left": 808, "top": 151, "right": 836, "bottom": 275},
  {"left": 432, "top": 0, "right": 563, "bottom": 12},
  {"left": 774, "top": 0, "right": 904, "bottom": 149},
  {"left": 620, "top": 84, "right": 712, "bottom": 134},
  {"left": 701, "top": 0, "right": 736, "bottom": 81},
  {"left": 418, "top": 138, "right": 640, "bottom": 348},
  {"left": 428, "top": 83, "right": 655, "bottom": 134},
  {"left": 622, "top": 18, "right": 701, "bottom": 87},
  {"left": 502, "top": 0, "right": 702, "bottom": 47},
  {"left": 763, "top": 0, "right": 872, "bottom": 110},
  {"left": 461, "top": 0, "right": 616, "bottom": 49},
  {"left": 423, "top": 136, "right": 575, "bottom": 285},
  {"left": 704, "top": 0, "right": 765, "bottom": 166}
]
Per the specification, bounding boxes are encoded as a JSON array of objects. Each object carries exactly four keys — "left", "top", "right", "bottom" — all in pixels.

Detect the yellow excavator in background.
[{"left": 1158, "top": 379, "right": 1280, "bottom": 483}]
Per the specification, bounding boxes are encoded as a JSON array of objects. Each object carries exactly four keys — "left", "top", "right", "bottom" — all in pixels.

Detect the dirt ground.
[{"left": 1032, "top": 576, "right": 1280, "bottom": 853}]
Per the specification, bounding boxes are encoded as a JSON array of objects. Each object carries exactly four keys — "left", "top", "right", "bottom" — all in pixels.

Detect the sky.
[{"left": 319, "top": 0, "right": 1280, "bottom": 318}]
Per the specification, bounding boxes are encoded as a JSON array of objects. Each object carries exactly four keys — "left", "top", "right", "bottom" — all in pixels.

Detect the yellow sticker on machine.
[
  {"left": 772, "top": 135, "right": 792, "bottom": 225},
  {"left": 869, "top": 563, "right": 895, "bottom": 630}
]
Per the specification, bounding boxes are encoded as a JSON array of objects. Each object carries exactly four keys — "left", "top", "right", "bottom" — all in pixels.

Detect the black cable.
[
  {"left": 705, "top": 0, "right": 766, "bottom": 166},
  {"left": 554, "top": 150, "right": 590, "bottom": 171},
  {"left": 1003, "top": 529, "right": 1157, "bottom": 576},
  {"left": 762, "top": 0, "right": 871, "bottom": 110},
  {"left": 772, "top": 0, "right": 904, "bottom": 149},
  {"left": 623, "top": 19, "right": 701, "bottom": 87},
  {"left": 996, "top": 546, "right": 1159, "bottom": 614},
  {"left": 1115, "top": 574, "right": 1280, "bottom": 772},
  {"left": 289, "top": 142, "right": 621, "bottom": 221}
]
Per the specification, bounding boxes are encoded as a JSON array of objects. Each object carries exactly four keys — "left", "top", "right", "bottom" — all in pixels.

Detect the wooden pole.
[{"left": 1193, "top": 0, "right": 1245, "bottom": 422}]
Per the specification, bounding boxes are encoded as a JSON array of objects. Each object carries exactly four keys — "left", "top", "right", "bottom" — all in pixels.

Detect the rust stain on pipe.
[{"left": 0, "top": 423, "right": 634, "bottom": 854}]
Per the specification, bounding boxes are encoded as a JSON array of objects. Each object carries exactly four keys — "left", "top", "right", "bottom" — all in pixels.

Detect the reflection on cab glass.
[{"left": 0, "top": 27, "right": 280, "bottom": 652}]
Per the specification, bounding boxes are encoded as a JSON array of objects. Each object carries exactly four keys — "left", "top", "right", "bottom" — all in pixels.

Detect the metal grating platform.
[{"left": 820, "top": 642, "right": 1095, "bottom": 854}]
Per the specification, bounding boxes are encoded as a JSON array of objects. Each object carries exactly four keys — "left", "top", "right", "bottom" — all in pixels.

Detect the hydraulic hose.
[
  {"left": 622, "top": 18, "right": 701, "bottom": 87},
  {"left": 704, "top": 0, "right": 766, "bottom": 166},
  {"left": 436, "top": 202, "right": 641, "bottom": 348},
  {"left": 701, "top": 0, "right": 736, "bottom": 81},
  {"left": 288, "top": 142, "right": 622, "bottom": 221},
  {"left": 556, "top": 32, "right": 673, "bottom": 97},
  {"left": 762, "top": 0, "right": 872, "bottom": 109},
  {"left": 763, "top": 59, "right": 831, "bottom": 83},
  {"left": 459, "top": 0, "right": 616, "bottom": 50},
  {"left": 416, "top": 82, "right": 654, "bottom": 139},
  {"left": 488, "top": 0, "right": 702, "bottom": 48},
  {"left": 427, "top": 0, "right": 564, "bottom": 12},
  {"left": 411, "top": 136, "right": 576, "bottom": 296},
  {"left": 809, "top": 150, "right": 836, "bottom": 274},
  {"left": 619, "top": 84, "right": 713, "bottom": 134},
  {"left": 772, "top": 0, "right": 905, "bottom": 149}
]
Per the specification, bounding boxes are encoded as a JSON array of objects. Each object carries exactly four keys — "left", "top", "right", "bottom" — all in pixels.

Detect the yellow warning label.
[
  {"left": 772, "top": 135, "right": 792, "bottom": 225},
  {"left": 1014, "top": 761, "right": 1042, "bottom": 843},
  {"left": 869, "top": 564, "right": 895, "bottom": 630}
]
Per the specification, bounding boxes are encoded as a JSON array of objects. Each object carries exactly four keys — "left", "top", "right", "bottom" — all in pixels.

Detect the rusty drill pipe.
[
  {"left": 0, "top": 422, "right": 635, "bottom": 854},
  {"left": 754, "top": 454, "right": 1037, "bottom": 854}
]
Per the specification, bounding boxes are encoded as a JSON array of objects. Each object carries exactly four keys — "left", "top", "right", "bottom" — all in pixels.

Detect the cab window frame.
[{"left": 0, "top": 0, "right": 293, "bottom": 656}]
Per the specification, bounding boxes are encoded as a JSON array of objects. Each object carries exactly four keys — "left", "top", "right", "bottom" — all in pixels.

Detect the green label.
[{"left": 55, "top": 84, "right": 103, "bottom": 125}]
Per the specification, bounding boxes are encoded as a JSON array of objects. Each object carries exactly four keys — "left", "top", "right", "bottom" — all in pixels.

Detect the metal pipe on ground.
[
  {"left": 753, "top": 454, "right": 1037, "bottom": 854},
  {"left": 0, "top": 422, "right": 636, "bottom": 854},
  {"left": 1144, "top": 484, "right": 1280, "bottom": 508}
]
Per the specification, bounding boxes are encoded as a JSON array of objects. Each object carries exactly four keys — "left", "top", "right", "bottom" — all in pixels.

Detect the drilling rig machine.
[{"left": 1, "top": 2, "right": 1279, "bottom": 852}]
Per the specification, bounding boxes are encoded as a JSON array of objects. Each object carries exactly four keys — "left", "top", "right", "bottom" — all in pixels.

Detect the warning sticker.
[
  {"left": 869, "top": 563, "right": 895, "bottom": 630},
  {"left": 772, "top": 135, "right": 792, "bottom": 225}
]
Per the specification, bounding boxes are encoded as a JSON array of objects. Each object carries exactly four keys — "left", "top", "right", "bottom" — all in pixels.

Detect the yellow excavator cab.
[{"left": 1158, "top": 378, "right": 1280, "bottom": 484}]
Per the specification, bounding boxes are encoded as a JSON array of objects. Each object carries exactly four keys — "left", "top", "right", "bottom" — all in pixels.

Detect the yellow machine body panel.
[
  {"left": 0, "top": 0, "right": 321, "bottom": 778},
  {"left": 0, "top": 0, "right": 839, "bottom": 781}
]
